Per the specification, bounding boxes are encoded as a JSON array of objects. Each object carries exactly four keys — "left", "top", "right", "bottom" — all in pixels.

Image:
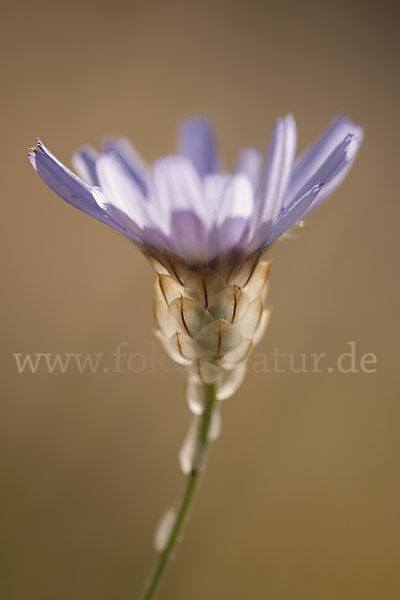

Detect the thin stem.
[{"left": 139, "top": 383, "right": 217, "bottom": 600}]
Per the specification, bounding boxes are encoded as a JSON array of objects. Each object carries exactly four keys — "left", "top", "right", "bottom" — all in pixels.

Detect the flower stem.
[{"left": 139, "top": 383, "right": 217, "bottom": 600}]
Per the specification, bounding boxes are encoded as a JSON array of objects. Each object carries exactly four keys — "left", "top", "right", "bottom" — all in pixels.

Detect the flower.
[
  {"left": 28, "top": 116, "right": 365, "bottom": 596},
  {"left": 29, "top": 114, "right": 363, "bottom": 268},
  {"left": 29, "top": 113, "right": 364, "bottom": 400}
]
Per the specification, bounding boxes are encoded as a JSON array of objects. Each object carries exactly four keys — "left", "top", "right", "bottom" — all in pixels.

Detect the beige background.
[{"left": 1, "top": 0, "right": 399, "bottom": 598}]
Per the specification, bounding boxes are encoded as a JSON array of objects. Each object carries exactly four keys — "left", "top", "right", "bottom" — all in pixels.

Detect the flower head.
[{"left": 29, "top": 114, "right": 363, "bottom": 268}]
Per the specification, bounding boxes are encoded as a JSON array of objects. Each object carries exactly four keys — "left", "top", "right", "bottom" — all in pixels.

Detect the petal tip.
[
  {"left": 28, "top": 139, "right": 44, "bottom": 168},
  {"left": 344, "top": 131, "right": 363, "bottom": 160}
]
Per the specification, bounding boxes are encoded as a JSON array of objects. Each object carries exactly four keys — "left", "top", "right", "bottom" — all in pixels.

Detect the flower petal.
[
  {"left": 287, "top": 114, "right": 363, "bottom": 202},
  {"left": 264, "top": 184, "right": 322, "bottom": 245},
  {"left": 101, "top": 136, "right": 149, "bottom": 195},
  {"left": 178, "top": 117, "right": 219, "bottom": 177},
  {"left": 286, "top": 132, "right": 362, "bottom": 214},
  {"left": 203, "top": 175, "right": 230, "bottom": 216},
  {"left": 168, "top": 211, "right": 209, "bottom": 264},
  {"left": 210, "top": 174, "right": 254, "bottom": 255},
  {"left": 215, "top": 218, "right": 250, "bottom": 256},
  {"left": 303, "top": 132, "right": 363, "bottom": 213},
  {"left": 29, "top": 140, "right": 127, "bottom": 235},
  {"left": 216, "top": 174, "right": 254, "bottom": 224},
  {"left": 258, "top": 114, "right": 297, "bottom": 223},
  {"left": 95, "top": 152, "right": 150, "bottom": 230},
  {"left": 234, "top": 147, "right": 263, "bottom": 190},
  {"left": 71, "top": 145, "right": 99, "bottom": 186},
  {"left": 201, "top": 173, "right": 254, "bottom": 257},
  {"left": 31, "top": 112, "right": 363, "bottom": 265},
  {"left": 152, "top": 156, "right": 208, "bottom": 227}
]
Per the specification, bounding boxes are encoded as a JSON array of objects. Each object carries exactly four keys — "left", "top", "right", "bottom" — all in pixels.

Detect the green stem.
[{"left": 139, "top": 383, "right": 217, "bottom": 600}]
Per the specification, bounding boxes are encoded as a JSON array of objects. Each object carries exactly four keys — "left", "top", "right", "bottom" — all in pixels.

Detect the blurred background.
[{"left": 1, "top": 0, "right": 399, "bottom": 598}]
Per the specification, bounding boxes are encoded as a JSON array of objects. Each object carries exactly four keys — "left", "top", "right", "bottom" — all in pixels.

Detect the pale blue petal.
[
  {"left": 178, "top": 117, "right": 219, "bottom": 177},
  {"left": 258, "top": 114, "right": 297, "bottom": 223},
  {"left": 102, "top": 136, "right": 148, "bottom": 195},
  {"left": 151, "top": 156, "right": 208, "bottom": 226},
  {"left": 29, "top": 140, "right": 128, "bottom": 235},
  {"left": 288, "top": 115, "right": 363, "bottom": 201},
  {"left": 286, "top": 133, "right": 361, "bottom": 212},
  {"left": 169, "top": 210, "right": 209, "bottom": 263},
  {"left": 96, "top": 153, "right": 150, "bottom": 231},
  {"left": 216, "top": 217, "right": 250, "bottom": 255},
  {"left": 30, "top": 113, "right": 363, "bottom": 265},
  {"left": 234, "top": 148, "right": 263, "bottom": 190},
  {"left": 71, "top": 146, "right": 99, "bottom": 186},
  {"left": 303, "top": 132, "right": 363, "bottom": 214},
  {"left": 203, "top": 175, "right": 230, "bottom": 215},
  {"left": 265, "top": 184, "right": 322, "bottom": 246},
  {"left": 216, "top": 175, "right": 254, "bottom": 225}
]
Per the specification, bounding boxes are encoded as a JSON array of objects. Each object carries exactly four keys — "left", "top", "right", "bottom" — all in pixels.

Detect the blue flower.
[{"left": 29, "top": 114, "right": 363, "bottom": 265}]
